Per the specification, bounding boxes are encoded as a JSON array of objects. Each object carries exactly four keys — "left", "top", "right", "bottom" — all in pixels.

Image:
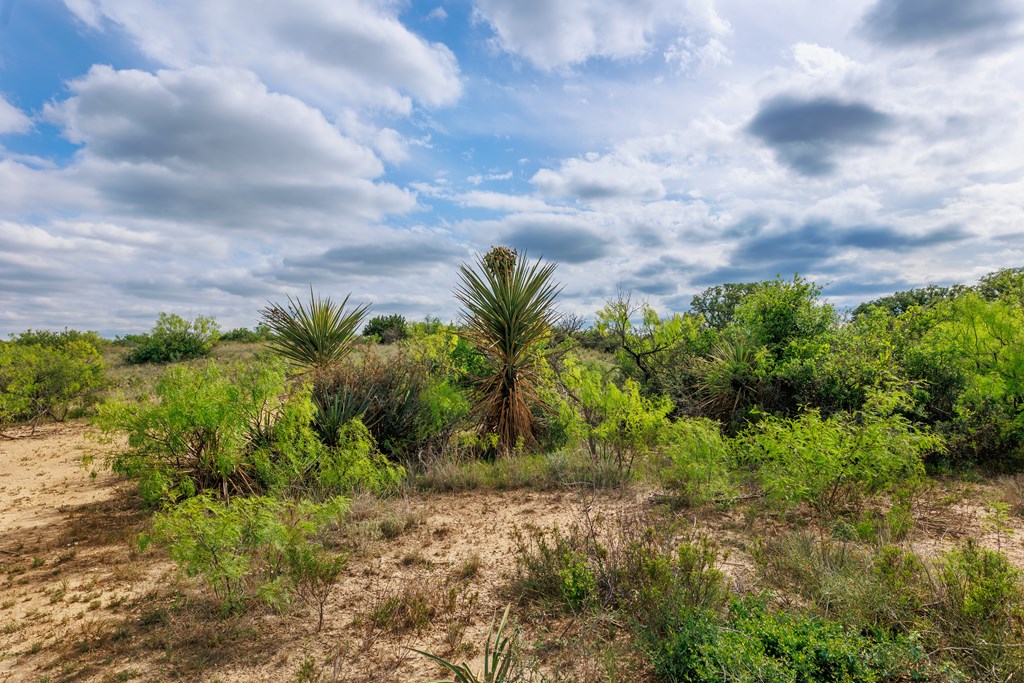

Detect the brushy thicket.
[
  {"left": 0, "top": 329, "right": 105, "bottom": 432},
  {"left": 123, "top": 312, "right": 220, "bottom": 363}
]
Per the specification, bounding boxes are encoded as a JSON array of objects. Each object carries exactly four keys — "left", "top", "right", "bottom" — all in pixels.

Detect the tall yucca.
[
  {"left": 455, "top": 249, "right": 561, "bottom": 454},
  {"left": 259, "top": 288, "right": 369, "bottom": 372}
]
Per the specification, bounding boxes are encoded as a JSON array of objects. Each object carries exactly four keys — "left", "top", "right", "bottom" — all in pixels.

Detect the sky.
[{"left": 1, "top": 0, "right": 1023, "bottom": 335}]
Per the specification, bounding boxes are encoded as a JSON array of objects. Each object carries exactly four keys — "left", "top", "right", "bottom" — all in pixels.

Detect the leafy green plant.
[
  {"left": 412, "top": 605, "right": 522, "bottom": 683},
  {"left": 219, "top": 325, "right": 271, "bottom": 343},
  {"left": 559, "top": 355, "right": 673, "bottom": 478},
  {"left": 738, "top": 391, "right": 937, "bottom": 516},
  {"left": 455, "top": 248, "right": 562, "bottom": 454},
  {"left": 260, "top": 289, "right": 369, "bottom": 372},
  {"left": 127, "top": 312, "right": 220, "bottom": 363},
  {"left": 142, "top": 494, "right": 347, "bottom": 614},
  {"left": 0, "top": 337, "right": 104, "bottom": 432},
  {"left": 659, "top": 417, "right": 735, "bottom": 506},
  {"left": 652, "top": 597, "right": 958, "bottom": 683},
  {"left": 363, "top": 314, "right": 408, "bottom": 344}
]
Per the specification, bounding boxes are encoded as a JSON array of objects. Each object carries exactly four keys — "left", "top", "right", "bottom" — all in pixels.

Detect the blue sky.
[{"left": 1, "top": 0, "right": 1023, "bottom": 335}]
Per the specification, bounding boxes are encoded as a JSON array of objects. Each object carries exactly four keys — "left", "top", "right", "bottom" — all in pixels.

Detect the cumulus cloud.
[
  {"left": 473, "top": 0, "right": 729, "bottom": 70},
  {"left": 43, "top": 65, "right": 415, "bottom": 232},
  {"left": 0, "top": 94, "right": 31, "bottom": 134},
  {"left": 63, "top": 0, "right": 462, "bottom": 112},
  {"left": 747, "top": 96, "right": 894, "bottom": 176},
  {"left": 531, "top": 153, "right": 667, "bottom": 201},
  {"left": 860, "top": 0, "right": 1022, "bottom": 53}
]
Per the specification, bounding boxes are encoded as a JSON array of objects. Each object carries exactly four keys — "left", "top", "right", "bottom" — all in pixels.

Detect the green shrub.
[
  {"left": 559, "top": 356, "right": 673, "bottom": 477},
  {"left": 312, "top": 348, "right": 468, "bottom": 460},
  {"left": 11, "top": 327, "right": 105, "bottom": 349},
  {"left": 652, "top": 597, "right": 957, "bottom": 683},
  {"left": 659, "top": 418, "right": 735, "bottom": 506},
  {"left": 936, "top": 541, "right": 1024, "bottom": 679},
  {"left": 219, "top": 325, "right": 270, "bottom": 343},
  {"left": 127, "top": 312, "right": 220, "bottom": 363},
  {"left": 362, "top": 314, "right": 408, "bottom": 344},
  {"left": 738, "top": 391, "right": 937, "bottom": 516},
  {"left": 94, "top": 360, "right": 402, "bottom": 506},
  {"left": 142, "top": 494, "right": 347, "bottom": 614},
  {"left": 0, "top": 337, "right": 104, "bottom": 430}
]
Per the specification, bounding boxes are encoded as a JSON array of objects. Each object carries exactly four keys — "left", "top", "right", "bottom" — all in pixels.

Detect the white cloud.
[
  {"left": 0, "top": 94, "right": 31, "bottom": 134},
  {"left": 63, "top": 0, "right": 463, "bottom": 113},
  {"left": 473, "top": 0, "right": 730, "bottom": 70},
  {"left": 42, "top": 65, "right": 415, "bottom": 233}
]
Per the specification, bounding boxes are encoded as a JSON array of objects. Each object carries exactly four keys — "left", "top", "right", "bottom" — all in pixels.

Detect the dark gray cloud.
[
  {"left": 695, "top": 219, "right": 967, "bottom": 285},
  {"left": 501, "top": 222, "right": 613, "bottom": 264},
  {"left": 747, "top": 97, "right": 894, "bottom": 176},
  {"left": 860, "top": 0, "right": 1020, "bottom": 52},
  {"left": 277, "top": 237, "right": 467, "bottom": 279}
]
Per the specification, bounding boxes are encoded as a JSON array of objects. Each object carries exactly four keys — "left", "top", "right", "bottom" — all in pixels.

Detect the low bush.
[
  {"left": 362, "top": 314, "right": 408, "bottom": 344},
  {"left": 0, "top": 335, "right": 104, "bottom": 431},
  {"left": 142, "top": 493, "right": 347, "bottom": 615},
  {"left": 756, "top": 533, "right": 1024, "bottom": 681},
  {"left": 737, "top": 391, "right": 937, "bottom": 516},
  {"left": 219, "top": 325, "right": 270, "bottom": 343},
  {"left": 127, "top": 312, "right": 220, "bottom": 364},
  {"left": 651, "top": 597, "right": 959, "bottom": 683},
  {"left": 94, "top": 360, "right": 403, "bottom": 506},
  {"left": 659, "top": 417, "right": 735, "bottom": 506}
]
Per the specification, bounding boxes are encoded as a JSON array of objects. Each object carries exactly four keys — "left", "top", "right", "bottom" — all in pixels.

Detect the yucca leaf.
[{"left": 260, "top": 288, "right": 369, "bottom": 372}]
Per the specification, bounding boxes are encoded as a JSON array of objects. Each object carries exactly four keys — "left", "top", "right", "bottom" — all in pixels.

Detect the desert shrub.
[
  {"left": 651, "top": 597, "right": 957, "bottom": 683},
  {"left": 559, "top": 356, "right": 673, "bottom": 478},
  {"left": 935, "top": 541, "right": 1024, "bottom": 679},
  {"left": 127, "top": 312, "right": 220, "bottom": 364},
  {"left": 311, "top": 348, "right": 468, "bottom": 460},
  {"left": 142, "top": 493, "right": 347, "bottom": 614},
  {"left": 219, "top": 325, "right": 270, "bottom": 343},
  {"left": 95, "top": 360, "right": 402, "bottom": 505},
  {"left": 11, "top": 327, "right": 105, "bottom": 349},
  {"left": 918, "top": 294, "right": 1024, "bottom": 466},
  {"left": 509, "top": 514, "right": 728, "bottom": 629},
  {"left": 756, "top": 534, "right": 1024, "bottom": 681},
  {"left": 0, "top": 337, "right": 104, "bottom": 431},
  {"left": 730, "top": 274, "right": 837, "bottom": 363},
  {"left": 737, "top": 391, "right": 937, "bottom": 516},
  {"left": 659, "top": 418, "right": 735, "bottom": 506},
  {"left": 362, "top": 314, "right": 408, "bottom": 344}
]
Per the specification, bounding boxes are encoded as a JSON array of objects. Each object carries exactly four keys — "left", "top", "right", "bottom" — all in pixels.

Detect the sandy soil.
[{"left": 2, "top": 422, "right": 1023, "bottom": 682}]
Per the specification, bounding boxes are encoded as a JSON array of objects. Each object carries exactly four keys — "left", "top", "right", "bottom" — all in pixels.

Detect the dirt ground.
[{"left": 2, "top": 421, "right": 1023, "bottom": 682}]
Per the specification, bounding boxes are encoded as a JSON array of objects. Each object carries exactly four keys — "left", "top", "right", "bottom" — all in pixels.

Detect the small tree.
[
  {"left": 363, "top": 314, "right": 408, "bottom": 344},
  {"left": 455, "top": 247, "right": 561, "bottom": 454}
]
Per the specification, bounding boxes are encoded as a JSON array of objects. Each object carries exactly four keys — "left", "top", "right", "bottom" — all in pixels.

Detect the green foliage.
[
  {"left": 362, "top": 314, "right": 408, "bottom": 344},
  {"left": 219, "top": 325, "right": 271, "bottom": 343},
  {"left": 730, "top": 274, "right": 837, "bottom": 362},
  {"left": 975, "top": 266, "right": 1024, "bottom": 308},
  {"left": 311, "top": 348, "right": 468, "bottom": 459},
  {"left": 595, "top": 290, "right": 712, "bottom": 402},
  {"left": 455, "top": 248, "right": 562, "bottom": 453},
  {"left": 937, "top": 541, "right": 1024, "bottom": 678},
  {"left": 11, "top": 327, "right": 105, "bottom": 349},
  {"left": 142, "top": 493, "right": 347, "bottom": 614},
  {"left": 559, "top": 356, "right": 673, "bottom": 477},
  {"left": 659, "top": 418, "right": 735, "bottom": 506},
  {"left": 689, "top": 282, "right": 763, "bottom": 330},
  {"left": 127, "top": 312, "right": 220, "bottom": 364},
  {"left": 738, "top": 392, "right": 937, "bottom": 516},
  {"left": 94, "top": 360, "right": 402, "bottom": 505},
  {"left": 851, "top": 284, "right": 969, "bottom": 318},
  {"left": 0, "top": 336, "right": 104, "bottom": 429},
  {"left": 260, "top": 289, "right": 368, "bottom": 372},
  {"left": 919, "top": 293, "right": 1024, "bottom": 464},
  {"left": 651, "top": 597, "right": 955, "bottom": 683}
]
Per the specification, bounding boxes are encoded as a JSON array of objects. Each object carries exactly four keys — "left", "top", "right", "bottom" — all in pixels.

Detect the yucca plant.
[
  {"left": 412, "top": 605, "right": 521, "bottom": 683},
  {"left": 259, "top": 288, "right": 369, "bottom": 372},
  {"left": 454, "top": 248, "right": 561, "bottom": 454}
]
